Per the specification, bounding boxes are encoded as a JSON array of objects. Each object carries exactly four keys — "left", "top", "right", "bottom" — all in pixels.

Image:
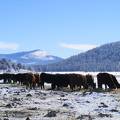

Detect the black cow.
[
  {"left": 12, "top": 73, "right": 36, "bottom": 89},
  {"left": 40, "top": 73, "right": 56, "bottom": 89},
  {"left": 110, "top": 74, "right": 120, "bottom": 88},
  {"left": 0, "top": 73, "right": 14, "bottom": 83},
  {"left": 40, "top": 73, "right": 69, "bottom": 90},
  {"left": 97, "top": 73, "right": 116, "bottom": 89}
]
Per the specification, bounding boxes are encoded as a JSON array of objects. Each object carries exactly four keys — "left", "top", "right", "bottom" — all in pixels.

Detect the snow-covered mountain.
[
  {"left": 37, "top": 41, "right": 120, "bottom": 72},
  {"left": 0, "top": 50, "right": 63, "bottom": 65}
]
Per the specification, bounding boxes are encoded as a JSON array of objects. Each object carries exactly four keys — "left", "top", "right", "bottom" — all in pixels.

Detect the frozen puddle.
[{"left": 0, "top": 84, "right": 120, "bottom": 120}]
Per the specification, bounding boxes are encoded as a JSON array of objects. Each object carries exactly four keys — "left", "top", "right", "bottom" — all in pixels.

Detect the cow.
[
  {"left": 34, "top": 73, "right": 40, "bottom": 87},
  {"left": 110, "top": 74, "right": 120, "bottom": 88},
  {"left": 12, "top": 73, "right": 36, "bottom": 89},
  {"left": 40, "top": 73, "right": 55, "bottom": 89},
  {"left": 86, "top": 74, "right": 96, "bottom": 89},
  {"left": 0, "top": 73, "right": 14, "bottom": 84},
  {"left": 34, "top": 73, "right": 44, "bottom": 89},
  {"left": 97, "top": 73, "right": 116, "bottom": 89},
  {"left": 23, "top": 73, "right": 36, "bottom": 89},
  {"left": 40, "top": 73, "right": 69, "bottom": 90},
  {"left": 12, "top": 73, "right": 24, "bottom": 85},
  {"left": 68, "top": 74, "right": 88, "bottom": 90},
  {"left": 54, "top": 74, "right": 69, "bottom": 89}
]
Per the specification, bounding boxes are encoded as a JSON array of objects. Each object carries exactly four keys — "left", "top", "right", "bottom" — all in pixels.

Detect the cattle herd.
[{"left": 0, "top": 72, "right": 120, "bottom": 90}]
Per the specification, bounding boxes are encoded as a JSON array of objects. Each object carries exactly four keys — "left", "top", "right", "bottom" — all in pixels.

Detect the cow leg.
[
  {"left": 105, "top": 84, "right": 107, "bottom": 89},
  {"left": 32, "top": 84, "right": 35, "bottom": 89},
  {"left": 51, "top": 83, "right": 55, "bottom": 90},
  {"left": 70, "top": 84, "right": 75, "bottom": 91},
  {"left": 40, "top": 82, "right": 44, "bottom": 89},
  {"left": 8, "top": 79, "right": 11, "bottom": 83},
  {"left": 79, "top": 85, "right": 81, "bottom": 90},
  {"left": 84, "top": 84, "right": 88, "bottom": 89},
  {"left": 26, "top": 83, "right": 29, "bottom": 89},
  {"left": 93, "top": 83, "right": 96, "bottom": 89},
  {"left": 32, "top": 83, "right": 36, "bottom": 89},
  {"left": 98, "top": 83, "right": 102, "bottom": 89},
  {"left": 42, "top": 84, "right": 45, "bottom": 89},
  {"left": 3, "top": 79, "right": 5, "bottom": 84}
]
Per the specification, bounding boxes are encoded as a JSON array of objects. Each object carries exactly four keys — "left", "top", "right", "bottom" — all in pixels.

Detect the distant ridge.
[
  {"left": 0, "top": 49, "right": 63, "bottom": 65},
  {"left": 36, "top": 41, "right": 120, "bottom": 72}
]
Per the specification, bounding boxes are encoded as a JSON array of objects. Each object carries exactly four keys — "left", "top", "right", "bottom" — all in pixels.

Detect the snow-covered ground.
[{"left": 0, "top": 83, "right": 120, "bottom": 120}]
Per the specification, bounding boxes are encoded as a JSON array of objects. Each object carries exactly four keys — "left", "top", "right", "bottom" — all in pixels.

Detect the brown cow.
[
  {"left": 24, "top": 73, "right": 36, "bottom": 89},
  {"left": 34, "top": 73, "right": 44, "bottom": 89},
  {"left": 69, "top": 74, "right": 88, "bottom": 90}
]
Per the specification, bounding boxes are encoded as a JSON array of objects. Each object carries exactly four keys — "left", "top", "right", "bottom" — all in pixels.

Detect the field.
[{"left": 0, "top": 72, "right": 120, "bottom": 120}]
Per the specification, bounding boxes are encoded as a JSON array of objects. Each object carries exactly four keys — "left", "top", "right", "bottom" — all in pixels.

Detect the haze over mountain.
[
  {"left": 36, "top": 41, "right": 120, "bottom": 72},
  {"left": 0, "top": 49, "right": 63, "bottom": 65}
]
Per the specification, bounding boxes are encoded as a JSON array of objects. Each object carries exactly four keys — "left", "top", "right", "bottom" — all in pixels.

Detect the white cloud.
[
  {"left": 60, "top": 43, "right": 98, "bottom": 51},
  {"left": 0, "top": 41, "right": 19, "bottom": 50}
]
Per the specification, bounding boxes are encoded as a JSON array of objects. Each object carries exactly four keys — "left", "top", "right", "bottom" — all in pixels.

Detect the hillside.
[
  {"left": 36, "top": 41, "right": 120, "bottom": 72},
  {"left": 0, "top": 59, "right": 25, "bottom": 72}
]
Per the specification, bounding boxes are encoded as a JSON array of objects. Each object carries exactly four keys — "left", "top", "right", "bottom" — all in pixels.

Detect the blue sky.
[{"left": 0, "top": 0, "right": 120, "bottom": 58}]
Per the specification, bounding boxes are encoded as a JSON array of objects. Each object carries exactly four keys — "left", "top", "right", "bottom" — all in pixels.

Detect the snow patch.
[
  {"left": 21, "top": 50, "right": 55, "bottom": 61},
  {"left": 30, "top": 50, "right": 49, "bottom": 58}
]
